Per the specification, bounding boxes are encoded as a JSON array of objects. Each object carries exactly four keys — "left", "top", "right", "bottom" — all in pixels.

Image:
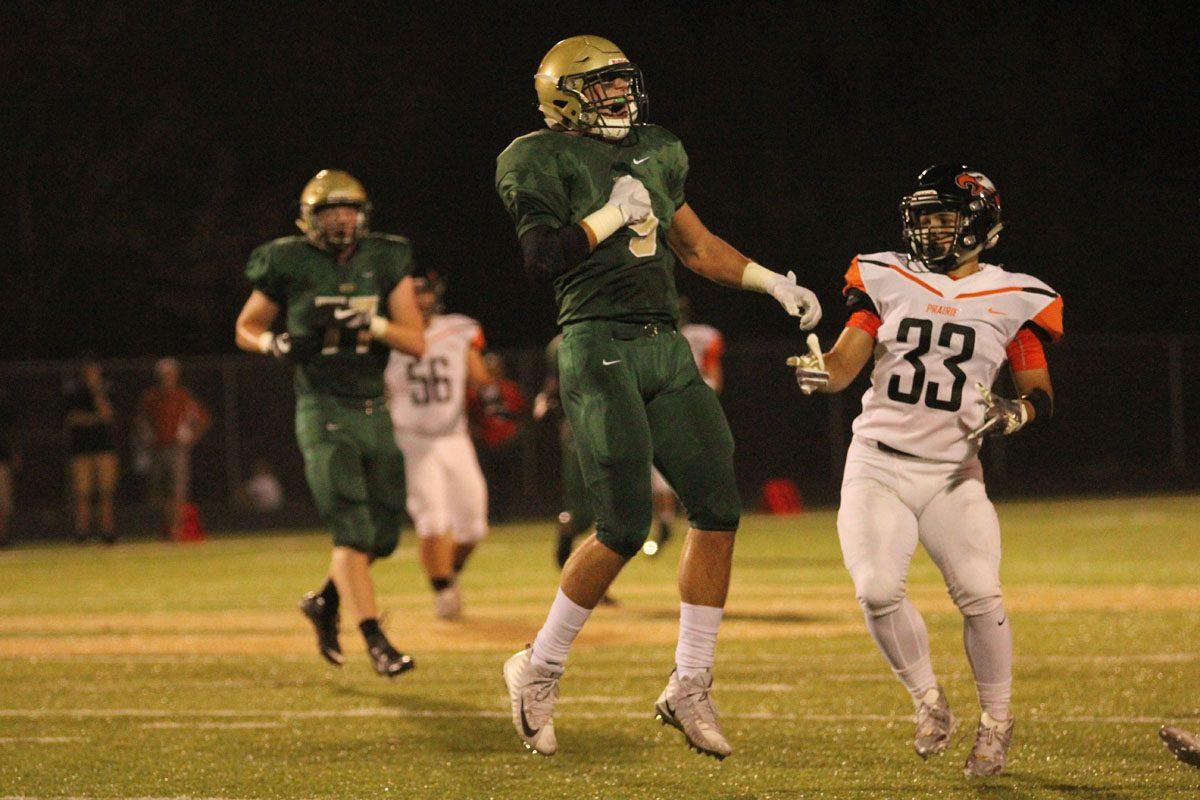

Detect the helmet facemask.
[
  {"left": 900, "top": 190, "right": 1001, "bottom": 273},
  {"left": 557, "top": 63, "right": 647, "bottom": 141},
  {"left": 302, "top": 202, "right": 370, "bottom": 255}
]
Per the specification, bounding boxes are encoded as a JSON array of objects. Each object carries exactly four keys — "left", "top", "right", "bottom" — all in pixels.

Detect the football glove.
[
  {"left": 769, "top": 271, "right": 823, "bottom": 330},
  {"left": 967, "top": 383, "right": 1029, "bottom": 441},
  {"left": 786, "top": 334, "right": 830, "bottom": 395},
  {"left": 608, "top": 175, "right": 652, "bottom": 225}
]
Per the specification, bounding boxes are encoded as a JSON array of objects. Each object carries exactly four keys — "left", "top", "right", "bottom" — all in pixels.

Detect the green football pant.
[
  {"left": 559, "top": 420, "right": 595, "bottom": 533},
  {"left": 557, "top": 320, "right": 740, "bottom": 558},
  {"left": 295, "top": 394, "right": 406, "bottom": 558}
]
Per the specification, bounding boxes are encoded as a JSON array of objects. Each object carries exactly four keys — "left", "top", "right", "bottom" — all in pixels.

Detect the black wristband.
[{"left": 1021, "top": 388, "right": 1053, "bottom": 422}]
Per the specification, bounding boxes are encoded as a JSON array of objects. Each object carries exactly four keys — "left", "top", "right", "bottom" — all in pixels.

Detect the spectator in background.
[
  {"left": 136, "top": 358, "right": 211, "bottom": 539},
  {"left": 238, "top": 457, "right": 284, "bottom": 513},
  {"left": 0, "top": 390, "right": 17, "bottom": 548},
  {"left": 469, "top": 353, "right": 527, "bottom": 521},
  {"left": 64, "top": 357, "right": 120, "bottom": 544}
]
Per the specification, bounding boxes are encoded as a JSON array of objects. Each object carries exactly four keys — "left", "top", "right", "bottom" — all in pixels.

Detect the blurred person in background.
[
  {"left": 235, "top": 169, "right": 426, "bottom": 678},
  {"left": 238, "top": 457, "right": 284, "bottom": 513},
  {"left": 136, "top": 357, "right": 211, "bottom": 539},
  {"left": 385, "top": 274, "right": 492, "bottom": 620},
  {"left": 0, "top": 389, "right": 17, "bottom": 548},
  {"left": 64, "top": 356, "right": 120, "bottom": 544},
  {"left": 469, "top": 353, "right": 527, "bottom": 522}
]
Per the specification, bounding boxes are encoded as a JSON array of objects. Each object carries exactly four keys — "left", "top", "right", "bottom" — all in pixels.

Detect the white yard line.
[
  {"left": 0, "top": 707, "right": 1193, "bottom": 725},
  {"left": 0, "top": 737, "right": 82, "bottom": 743}
]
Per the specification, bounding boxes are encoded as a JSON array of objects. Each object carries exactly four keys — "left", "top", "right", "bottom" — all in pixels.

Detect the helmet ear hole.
[{"left": 553, "top": 100, "right": 567, "bottom": 108}]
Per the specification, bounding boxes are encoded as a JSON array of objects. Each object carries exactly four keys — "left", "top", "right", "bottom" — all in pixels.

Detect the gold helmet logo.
[
  {"left": 535, "top": 36, "right": 647, "bottom": 141},
  {"left": 295, "top": 169, "right": 371, "bottom": 252}
]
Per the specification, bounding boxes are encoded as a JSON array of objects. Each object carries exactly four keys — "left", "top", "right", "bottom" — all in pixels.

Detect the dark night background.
[{"left": 2, "top": 2, "right": 1196, "bottom": 360}]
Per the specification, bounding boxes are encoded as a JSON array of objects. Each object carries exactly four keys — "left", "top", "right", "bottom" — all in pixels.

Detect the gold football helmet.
[
  {"left": 295, "top": 169, "right": 371, "bottom": 252},
  {"left": 535, "top": 36, "right": 647, "bottom": 141}
]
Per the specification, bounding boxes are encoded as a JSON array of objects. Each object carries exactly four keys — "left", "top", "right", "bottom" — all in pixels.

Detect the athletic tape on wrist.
[
  {"left": 580, "top": 204, "right": 626, "bottom": 245},
  {"left": 741, "top": 262, "right": 781, "bottom": 294},
  {"left": 369, "top": 315, "right": 390, "bottom": 340}
]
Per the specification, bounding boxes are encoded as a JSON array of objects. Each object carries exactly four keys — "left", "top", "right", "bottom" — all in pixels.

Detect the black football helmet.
[{"left": 900, "top": 164, "right": 1003, "bottom": 273}]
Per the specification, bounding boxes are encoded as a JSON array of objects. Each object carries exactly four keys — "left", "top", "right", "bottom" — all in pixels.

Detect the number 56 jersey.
[
  {"left": 384, "top": 314, "right": 485, "bottom": 438},
  {"left": 844, "top": 251, "right": 1063, "bottom": 462}
]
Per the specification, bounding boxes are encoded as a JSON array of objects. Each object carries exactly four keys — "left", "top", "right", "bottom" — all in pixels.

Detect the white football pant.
[{"left": 396, "top": 431, "right": 488, "bottom": 543}]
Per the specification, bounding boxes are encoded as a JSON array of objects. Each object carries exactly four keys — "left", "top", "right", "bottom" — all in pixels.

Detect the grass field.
[{"left": 1, "top": 495, "right": 1199, "bottom": 799}]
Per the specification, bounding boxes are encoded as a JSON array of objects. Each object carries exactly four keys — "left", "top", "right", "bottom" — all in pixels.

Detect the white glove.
[
  {"left": 967, "top": 382, "right": 1029, "bottom": 441},
  {"left": 256, "top": 331, "right": 293, "bottom": 359},
  {"left": 768, "top": 271, "right": 822, "bottom": 330},
  {"left": 607, "top": 175, "right": 652, "bottom": 225},
  {"left": 786, "top": 334, "right": 830, "bottom": 395}
]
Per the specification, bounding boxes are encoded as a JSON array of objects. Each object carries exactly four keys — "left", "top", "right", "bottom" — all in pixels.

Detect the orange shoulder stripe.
[
  {"left": 955, "top": 286, "right": 1028, "bottom": 299},
  {"left": 885, "top": 264, "right": 943, "bottom": 298},
  {"left": 843, "top": 257, "right": 866, "bottom": 295},
  {"left": 1031, "top": 296, "right": 1064, "bottom": 342}
]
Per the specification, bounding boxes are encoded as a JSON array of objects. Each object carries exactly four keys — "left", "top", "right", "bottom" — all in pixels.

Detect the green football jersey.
[
  {"left": 245, "top": 233, "right": 414, "bottom": 399},
  {"left": 496, "top": 125, "right": 689, "bottom": 326}
]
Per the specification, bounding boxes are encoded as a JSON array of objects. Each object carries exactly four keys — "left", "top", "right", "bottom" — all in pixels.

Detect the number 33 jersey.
[
  {"left": 844, "top": 251, "right": 1063, "bottom": 462},
  {"left": 384, "top": 314, "right": 485, "bottom": 437}
]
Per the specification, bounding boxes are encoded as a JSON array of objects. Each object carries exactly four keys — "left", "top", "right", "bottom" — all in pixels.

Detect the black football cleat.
[
  {"left": 299, "top": 592, "right": 345, "bottom": 666},
  {"left": 369, "top": 640, "right": 415, "bottom": 678}
]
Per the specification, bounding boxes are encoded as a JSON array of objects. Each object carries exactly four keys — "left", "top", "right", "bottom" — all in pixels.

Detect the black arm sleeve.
[
  {"left": 844, "top": 287, "right": 879, "bottom": 317},
  {"left": 519, "top": 224, "right": 590, "bottom": 283}
]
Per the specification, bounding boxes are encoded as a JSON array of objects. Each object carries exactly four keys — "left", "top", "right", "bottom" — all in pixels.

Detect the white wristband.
[
  {"left": 740, "top": 261, "right": 780, "bottom": 294},
  {"left": 369, "top": 315, "right": 390, "bottom": 340},
  {"left": 580, "top": 204, "right": 626, "bottom": 245},
  {"left": 256, "top": 331, "right": 275, "bottom": 354}
]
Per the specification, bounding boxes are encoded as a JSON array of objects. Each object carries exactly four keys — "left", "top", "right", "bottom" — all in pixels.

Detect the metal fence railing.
[{"left": 1, "top": 334, "right": 1195, "bottom": 541}]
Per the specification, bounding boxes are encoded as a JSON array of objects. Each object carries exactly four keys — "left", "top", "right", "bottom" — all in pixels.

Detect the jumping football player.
[
  {"left": 496, "top": 35, "right": 821, "bottom": 759},
  {"left": 645, "top": 296, "right": 725, "bottom": 556},
  {"left": 235, "top": 170, "right": 425, "bottom": 678},
  {"left": 788, "top": 165, "right": 1062, "bottom": 777},
  {"left": 384, "top": 274, "right": 491, "bottom": 620}
]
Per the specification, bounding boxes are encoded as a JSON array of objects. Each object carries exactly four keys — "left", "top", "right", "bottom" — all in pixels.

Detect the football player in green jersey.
[
  {"left": 235, "top": 170, "right": 426, "bottom": 678},
  {"left": 498, "top": 36, "right": 823, "bottom": 759}
]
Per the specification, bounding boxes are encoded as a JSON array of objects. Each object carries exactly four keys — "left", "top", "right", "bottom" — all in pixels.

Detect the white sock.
[
  {"left": 864, "top": 599, "right": 938, "bottom": 705},
  {"left": 675, "top": 602, "right": 724, "bottom": 678},
  {"left": 963, "top": 604, "right": 1013, "bottom": 720},
  {"left": 530, "top": 589, "right": 591, "bottom": 672}
]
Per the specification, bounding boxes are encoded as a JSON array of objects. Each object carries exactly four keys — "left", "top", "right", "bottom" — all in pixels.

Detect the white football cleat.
[
  {"left": 654, "top": 669, "right": 732, "bottom": 760},
  {"left": 964, "top": 711, "right": 1015, "bottom": 777},
  {"left": 434, "top": 585, "right": 462, "bottom": 620},
  {"left": 503, "top": 648, "right": 560, "bottom": 756},
  {"left": 1160, "top": 726, "right": 1200, "bottom": 769},
  {"left": 914, "top": 687, "right": 958, "bottom": 759}
]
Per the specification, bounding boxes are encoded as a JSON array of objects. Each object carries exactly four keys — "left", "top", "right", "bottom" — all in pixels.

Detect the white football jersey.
[
  {"left": 846, "top": 251, "right": 1063, "bottom": 462},
  {"left": 681, "top": 323, "right": 724, "bottom": 375},
  {"left": 385, "top": 313, "right": 484, "bottom": 437}
]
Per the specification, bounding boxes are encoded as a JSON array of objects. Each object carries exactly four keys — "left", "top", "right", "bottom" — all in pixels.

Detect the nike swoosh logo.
[
  {"left": 602, "top": 359, "right": 622, "bottom": 366},
  {"left": 997, "top": 616, "right": 1007, "bottom": 626},
  {"left": 333, "top": 307, "right": 359, "bottom": 320},
  {"left": 632, "top": 156, "right": 650, "bottom": 164},
  {"left": 987, "top": 307, "right": 1007, "bottom": 316},
  {"left": 519, "top": 698, "right": 540, "bottom": 739}
]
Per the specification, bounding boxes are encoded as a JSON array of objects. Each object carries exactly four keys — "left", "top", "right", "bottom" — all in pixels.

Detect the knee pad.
[
  {"left": 954, "top": 590, "right": 1003, "bottom": 618},
  {"left": 688, "top": 489, "right": 741, "bottom": 533},
  {"left": 853, "top": 567, "right": 907, "bottom": 617},
  {"left": 595, "top": 522, "right": 651, "bottom": 559}
]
